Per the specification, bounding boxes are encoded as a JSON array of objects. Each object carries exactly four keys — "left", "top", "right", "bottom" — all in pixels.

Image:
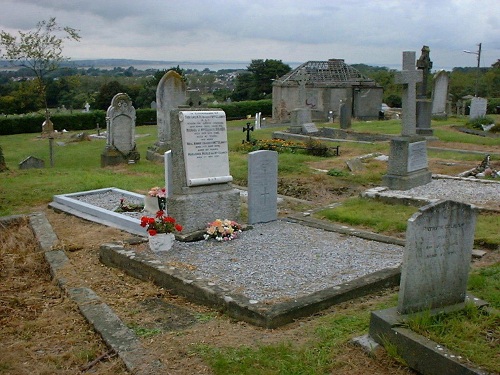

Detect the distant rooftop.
[{"left": 275, "top": 59, "right": 379, "bottom": 87}]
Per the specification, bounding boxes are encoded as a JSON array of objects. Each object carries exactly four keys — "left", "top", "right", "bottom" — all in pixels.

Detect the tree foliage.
[
  {"left": 0, "top": 17, "right": 80, "bottom": 114},
  {"left": 232, "top": 59, "right": 291, "bottom": 101}
]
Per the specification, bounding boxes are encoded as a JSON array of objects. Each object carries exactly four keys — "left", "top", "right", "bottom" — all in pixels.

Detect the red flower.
[
  {"left": 165, "top": 216, "right": 176, "bottom": 223},
  {"left": 140, "top": 216, "right": 148, "bottom": 227},
  {"left": 148, "top": 229, "right": 157, "bottom": 236},
  {"left": 156, "top": 210, "right": 164, "bottom": 218},
  {"left": 175, "top": 224, "right": 183, "bottom": 232}
]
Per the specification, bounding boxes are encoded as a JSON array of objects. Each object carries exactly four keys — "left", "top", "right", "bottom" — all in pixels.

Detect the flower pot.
[
  {"left": 148, "top": 233, "right": 175, "bottom": 253},
  {"left": 144, "top": 196, "right": 160, "bottom": 214}
]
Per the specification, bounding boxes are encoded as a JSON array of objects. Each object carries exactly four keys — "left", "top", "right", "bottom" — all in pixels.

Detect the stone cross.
[
  {"left": 243, "top": 122, "right": 254, "bottom": 142},
  {"left": 395, "top": 51, "right": 423, "bottom": 137},
  {"left": 295, "top": 68, "right": 309, "bottom": 108},
  {"left": 416, "top": 45, "right": 432, "bottom": 98}
]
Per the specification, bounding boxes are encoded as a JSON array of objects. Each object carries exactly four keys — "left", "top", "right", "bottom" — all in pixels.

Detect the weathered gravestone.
[
  {"left": 368, "top": 200, "right": 480, "bottom": 375},
  {"left": 339, "top": 100, "right": 352, "bottom": 129},
  {"left": 289, "top": 68, "right": 312, "bottom": 134},
  {"left": 248, "top": 150, "right": 278, "bottom": 224},
  {"left": 416, "top": 45, "right": 434, "bottom": 136},
  {"left": 166, "top": 109, "right": 240, "bottom": 237},
  {"left": 469, "top": 97, "right": 488, "bottom": 120},
  {"left": 147, "top": 70, "right": 187, "bottom": 162},
  {"left": 382, "top": 51, "right": 432, "bottom": 190},
  {"left": 101, "top": 93, "right": 140, "bottom": 167},
  {"left": 302, "top": 122, "right": 319, "bottom": 134},
  {"left": 19, "top": 155, "right": 45, "bottom": 169},
  {"left": 431, "top": 70, "right": 450, "bottom": 119}
]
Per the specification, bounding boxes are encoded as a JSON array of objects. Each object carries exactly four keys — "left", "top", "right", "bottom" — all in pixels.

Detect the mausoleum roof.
[{"left": 275, "top": 59, "right": 380, "bottom": 87}]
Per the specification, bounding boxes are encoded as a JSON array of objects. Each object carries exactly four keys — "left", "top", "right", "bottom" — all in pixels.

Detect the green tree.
[
  {"left": 95, "top": 80, "right": 125, "bottom": 110},
  {"left": 232, "top": 59, "right": 291, "bottom": 101},
  {"left": 0, "top": 17, "right": 80, "bottom": 118}
]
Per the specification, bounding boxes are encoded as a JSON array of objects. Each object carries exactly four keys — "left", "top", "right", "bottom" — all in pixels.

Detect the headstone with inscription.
[
  {"left": 147, "top": 70, "right": 187, "bottom": 162},
  {"left": 248, "top": 150, "right": 278, "bottom": 224},
  {"left": 302, "top": 122, "right": 319, "bottom": 134},
  {"left": 398, "top": 200, "right": 476, "bottom": 313},
  {"left": 101, "top": 93, "right": 140, "bottom": 167},
  {"left": 431, "top": 70, "right": 449, "bottom": 119},
  {"left": 382, "top": 51, "right": 432, "bottom": 190},
  {"left": 469, "top": 97, "right": 487, "bottom": 120},
  {"left": 166, "top": 109, "right": 240, "bottom": 236}
]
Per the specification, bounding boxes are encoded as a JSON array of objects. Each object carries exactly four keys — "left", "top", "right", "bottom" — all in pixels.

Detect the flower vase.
[
  {"left": 144, "top": 196, "right": 160, "bottom": 214},
  {"left": 148, "top": 233, "right": 175, "bottom": 253}
]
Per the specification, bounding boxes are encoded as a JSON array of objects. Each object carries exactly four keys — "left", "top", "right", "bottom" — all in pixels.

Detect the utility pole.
[{"left": 463, "top": 43, "right": 482, "bottom": 97}]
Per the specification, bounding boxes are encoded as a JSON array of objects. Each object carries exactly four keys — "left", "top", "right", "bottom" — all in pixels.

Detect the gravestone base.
[
  {"left": 289, "top": 108, "right": 312, "bottom": 134},
  {"left": 368, "top": 297, "right": 489, "bottom": 375},
  {"left": 382, "top": 137, "right": 432, "bottom": 190},
  {"left": 431, "top": 112, "right": 448, "bottom": 121},
  {"left": 416, "top": 100, "right": 434, "bottom": 136},
  {"left": 146, "top": 141, "right": 169, "bottom": 163},
  {"left": 167, "top": 188, "right": 240, "bottom": 237},
  {"left": 101, "top": 147, "right": 140, "bottom": 167}
]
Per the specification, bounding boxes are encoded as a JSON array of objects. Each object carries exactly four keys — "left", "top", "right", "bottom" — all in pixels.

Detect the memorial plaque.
[
  {"left": 407, "top": 141, "right": 428, "bottom": 172},
  {"left": 302, "top": 122, "right": 319, "bottom": 134},
  {"left": 179, "top": 111, "right": 233, "bottom": 186}
]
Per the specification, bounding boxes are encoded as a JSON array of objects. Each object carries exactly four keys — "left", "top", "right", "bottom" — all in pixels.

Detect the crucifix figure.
[
  {"left": 395, "top": 51, "right": 423, "bottom": 137},
  {"left": 242, "top": 122, "right": 254, "bottom": 142}
]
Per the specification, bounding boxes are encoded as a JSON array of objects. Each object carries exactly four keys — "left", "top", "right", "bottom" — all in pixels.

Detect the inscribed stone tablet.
[
  {"left": 112, "top": 114, "right": 134, "bottom": 154},
  {"left": 248, "top": 150, "right": 278, "bottom": 224},
  {"left": 407, "top": 141, "right": 428, "bottom": 172},
  {"left": 302, "top": 123, "right": 319, "bottom": 134},
  {"left": 398, "top": 200, "right": 476, "bottom": 314},
  {"left": 179, "top": 111, "right": 232, "bottom": 186}
]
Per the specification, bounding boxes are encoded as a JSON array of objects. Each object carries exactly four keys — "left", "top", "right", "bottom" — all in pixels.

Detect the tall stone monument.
[
  {"left": 166, "top": 109, "right": 240, "bottom": 237},
  {"left": 416, "top": 45, "right": 433, "bottom": 136},
  {"left": 146, "top": 70, "right": 187, "bottom": 162},
  {"left": 382, "top": 51, "right": 432, "bottom": 190},
  {"left": 101, "top": 93, "right": 140, "bottom": 167},
  {"left": 289, "top": 68, "right": 312, "bottom": 134},
  {"left": 431, "top": 70, "right": 450, "bottom": 119}
]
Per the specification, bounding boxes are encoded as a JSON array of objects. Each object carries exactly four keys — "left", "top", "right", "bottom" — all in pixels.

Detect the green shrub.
[
  {"left": 304, "top": 137, "right": 331, "bottom": 157},
  {"left": 466, "top": 116, "right": 496, "bottom": 130}
]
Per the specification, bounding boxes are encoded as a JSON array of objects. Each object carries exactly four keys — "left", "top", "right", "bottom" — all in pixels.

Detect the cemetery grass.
[{"left": 405, "top": 264, "right": 500, "bottom": 374}]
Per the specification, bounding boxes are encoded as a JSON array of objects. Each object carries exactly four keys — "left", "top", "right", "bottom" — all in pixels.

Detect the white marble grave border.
[{"left": 50, "top": 187, "right": 145, "bottom": 236}]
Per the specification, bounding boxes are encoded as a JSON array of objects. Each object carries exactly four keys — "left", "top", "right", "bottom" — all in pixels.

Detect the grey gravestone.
[
  {"left": 339, "top": 100, "right": 352, "bottom": 129},
  {"left": 147, "top": 70, "right": 187, "bottom": 161},
  {"left": 398, "top": 200, "right": 476, "bottom": 314},
  {"left": 469, "top": 97, "right": 487, "bottom": 120},
  {"left": 150, "top": 101, "right": 157, "bottom": 109},
  {"left": 166, "top": 109, "right": 240, "bottom": 236},
  {"left": 382, "top": 51, "right": 432, "bottom": 190},
  {"left": 302, "top": 122, "right": 319, "bottom": 134},
  {"left": 431, "top": 70, "right": 449, "bottom": 118},
  {"left": 416, "top": 47, "right": 433, "bottom": 136},
  {"left": 41, "top": 117, "right": 54, "bottom": 137},
  {"left": 101, "top": 93, "right": 140, "bottom": 167},
  {"left": 289, "top": 68, "right": 312, "bottom": 134},
  {"left": 164, "top": 150, "right": 173, "bottom": 198},
  {"left": 19, "top": 155, "right": 44, "bottom": 169},
  {"left": 248, "top": 150, "right": 278, "bottom": 224}
]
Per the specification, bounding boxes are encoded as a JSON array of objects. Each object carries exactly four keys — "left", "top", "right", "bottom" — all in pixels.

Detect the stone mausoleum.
[{"left": 272, "top": 59, "right": 383, "bottom": 122}]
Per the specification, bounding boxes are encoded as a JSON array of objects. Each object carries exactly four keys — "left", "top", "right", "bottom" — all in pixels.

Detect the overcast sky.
[{"left": 0, "top": 0, "right": 499, "bottom": 71}]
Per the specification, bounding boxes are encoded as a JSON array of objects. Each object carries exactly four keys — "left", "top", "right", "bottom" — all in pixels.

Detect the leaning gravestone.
[
  {"left": 382, "top": 51, "right": 432, "bottom": 190},
  {"left": 431, "top": 70, "right": 449, "bottom": 119},
  {"left": 166, "top": 109, "right": 240, "bottom": 237},
  {"left": 368, "top": 200, "right": 479, "bottom": 375},
  {"left": 469, "top": 97, "right": 488, "bottom": 120},
  {"left": 248, "top": 150, "right": 278, "bottom": 224},
  {"left": 19, "top": 155, "right": 45, "bottom": 169},
  {"left": 147, "top": 70, "right": 187, "bottom": 162},
  {"left": 101, "top": 93, "right": 140, "bottom": 167}
]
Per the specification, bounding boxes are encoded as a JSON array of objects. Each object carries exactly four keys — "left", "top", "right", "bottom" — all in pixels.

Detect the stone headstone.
[
  {"left": 248, "top": 150, "right": 278, "bottom": 224},
  {"left": 398, "top": 200, "right": 476, "bottom": 314},
  {"left": 431, "top": 70, "right": 449, "bottom": 118},
  {"left": 19, "top": 155, "right": 44, "bottom": 169},
  {"left": 150, "top": 101, "right": 157, "bottom": 109},
  {"left": 254, "top": 112, "right": 262, "bottom": 130},
  {"left": 166, "top": 109, "right": 240, "bottom": 236},
  {"left": 339, "top": 100, "right": 352, "bottom": 129},
  {"left": 289, "top": 108, "right": 312, "bottom": 134},
  {"left": 41, "top": 117, "right": 54, "bottom": 137},
  {"left": 383, "top": 51, "right": 431, "bottom": 190},
  {"left": 147, "top": 70, "right": 187, "bottom": 161},
  {"left": 302, "top": 122, "right": 319, "bottom": 134},
  {"left": 469, "top": 97, "right": 487, "bottom": 120},
  {"left": 101, "top": 93, "right": 140, "bottom": 167}
]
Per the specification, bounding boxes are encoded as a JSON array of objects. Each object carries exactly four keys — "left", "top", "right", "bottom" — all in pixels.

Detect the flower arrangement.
[
  {"left": 140, "top": 210, "right": 183, "bottom": 236},
  {"left": 147, "top": 186, "right": 166, "bottom": 210},
  {"left": 204, "top": 219, "right": 242, "bottom": 241}
]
